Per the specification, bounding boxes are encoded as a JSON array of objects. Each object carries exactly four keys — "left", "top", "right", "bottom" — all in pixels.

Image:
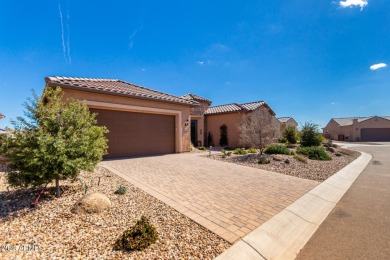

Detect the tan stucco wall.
[
  {"left": 206, "top": 106, "right": 278, "bottom": 148},
  {"left": 323, "top": 117, "right": 390, "bottom": 141},
  {"left": 323, "top": 120, "right": 353, "bottom": 140},
  {"left": 206, "top": 112, "right": 243, "bottom": 148},
  {"left": 353, "top": 117, "right": 390, "bottom": 141},
  {"left": 59, "top": 88, "right": 192, "bottom": 152}
]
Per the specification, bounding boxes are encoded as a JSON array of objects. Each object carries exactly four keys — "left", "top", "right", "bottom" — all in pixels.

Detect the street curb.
[{"left": 215, "top": 152, "right": 372, "bottom": 260}]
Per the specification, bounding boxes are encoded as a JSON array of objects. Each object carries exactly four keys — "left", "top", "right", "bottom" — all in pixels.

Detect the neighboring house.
[
  {"left": 323, "top": 116, "right": 390, "bottom": 142},
  {"left": 203, "top": 101, "right": 280, "bottom": 148},
  {"left": 45, "top": 76, "right": 281, "bottom": 158},
  {"left": 278, "top": 117, "right": 298, "bottom": 133},
  {"left": 0, "top": 113, "right": 4, "bottom": 119}
]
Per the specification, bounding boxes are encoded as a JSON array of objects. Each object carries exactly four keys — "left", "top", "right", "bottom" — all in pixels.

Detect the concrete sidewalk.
[
  {"left": 216, "top": 150, "right": 372, "bottom": 260},
  {"left": 296, "top": 144, "right": 390, "bottom": 260}
]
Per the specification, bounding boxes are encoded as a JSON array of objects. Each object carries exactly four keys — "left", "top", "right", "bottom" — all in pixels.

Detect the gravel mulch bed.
[
  {"left": 205, "top": 148, "right": 360, "bottom": 182},
  {"left": 0, "top": 166, "right": 230, "bottom": 259}
]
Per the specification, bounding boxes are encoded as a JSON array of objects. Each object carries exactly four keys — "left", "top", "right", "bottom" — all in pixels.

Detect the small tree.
[
  {"left": 238, "top": 108, "right": 275, "bottom": 154},
  {"left": 219, "top": 124, "right": 228, "bottom": 147},
  {"left": 300, "top": 122, "right": 322, "bottom": 147},
  {"left": 0, "top": 87, "right": 108, "bottom": 197},
  {"left": 283, "top": 125, "right": 298, "bottom": 144},
  {"left": 207, "top": 131, "right": 213, "bottom": 147}
]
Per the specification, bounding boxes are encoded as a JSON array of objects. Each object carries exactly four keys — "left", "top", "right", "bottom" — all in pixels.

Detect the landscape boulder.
[{"left": 72, "top": 192, "right": 111, "bottom": 214}]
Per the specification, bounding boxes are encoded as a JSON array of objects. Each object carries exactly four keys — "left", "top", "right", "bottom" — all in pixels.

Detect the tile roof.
[
  {"left": 45, "top": 76, "right": 199, "bottom": 106},
  {"left": 332, "top": 116, "right": 390, "bottom": 126},
  {"left": 205, "top": 101, "right": 273, "bottom": 115},
  {"left": 277, "top": 117, "right": 295, "bottom": 123},
  {"left": 181, "top": 93, "right": 212, "bottom": 104}
]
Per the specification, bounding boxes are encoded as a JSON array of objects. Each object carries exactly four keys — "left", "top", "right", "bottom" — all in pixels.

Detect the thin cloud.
[
  {"left": 370, "top": 63, "right": 387, "bottom": 70},
  {"left": 197, "top": 61, "right": 205, "bottom": 65},
  {"left": 339, "top": 0, "right": 368, "bottom": 10},
  {"left": 58, "top": 0, "right": 71, "bottom": 64},
  {"left": 129, "top": 25, "right": 143, "bottom": 49}
]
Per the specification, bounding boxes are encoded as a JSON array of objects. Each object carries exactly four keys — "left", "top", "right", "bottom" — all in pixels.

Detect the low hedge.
[
  {"left": 296, "top": 146, "right": 332, "bottom": 161},
  {"left": 263, "top": 144, "right": 291, "bottom": 155}
]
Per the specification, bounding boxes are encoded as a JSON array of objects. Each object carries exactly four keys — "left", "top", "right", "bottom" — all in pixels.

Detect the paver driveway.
[{"left": 102, "top": 153, "right": 318, "bottom": 243}]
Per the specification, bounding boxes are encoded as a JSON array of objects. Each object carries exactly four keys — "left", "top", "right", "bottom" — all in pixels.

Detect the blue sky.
[{"left": 0, "top": 0, "right": 389, "bottom": 129}]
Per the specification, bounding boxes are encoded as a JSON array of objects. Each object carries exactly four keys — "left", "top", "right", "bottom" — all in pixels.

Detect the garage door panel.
[
  {"left": 361, "top": 128, "right": 390, "bottom": 142},
  {"left": 90, "top": 109, "right": 175, "bottom": 158}
]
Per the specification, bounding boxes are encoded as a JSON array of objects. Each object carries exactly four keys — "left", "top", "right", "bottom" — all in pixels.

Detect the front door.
[{"left": 191, "top": 120, "right": 198, "bottom": 146}]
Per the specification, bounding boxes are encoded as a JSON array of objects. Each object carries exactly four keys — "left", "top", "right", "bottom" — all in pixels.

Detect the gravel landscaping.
[
  {"left": 206, "top": 148, "right": 360, "bottom": 182},
  {"left": 0, "top": 166, "right": 230, "bottom": 259}
]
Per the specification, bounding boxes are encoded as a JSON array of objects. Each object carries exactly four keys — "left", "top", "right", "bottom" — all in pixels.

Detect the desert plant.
[
  {"left": 79, "top": 179, "right": 89, "bottom": 195},
  {"left": 247, "top": 148, "right": 258, "bottom": 154},
  {"left": 300, "top": 122, "right": 323, "bottom": 147},
  {"left": 335, "top": 152, "right": 342, "bottom": 157},
  {"left": 0, "top": 87, "right": 108, "bottom": 198},
  {"left": 238, "top": 108, "right": 276, "bottom": 154},
  {"left": 258, "top": 155, "right": 270, "bottom": 164},
  {"left": 114, "top": 216, "right": 158, "bottom": 251},
  {"left": 293, "top": 155, "right": 308, "bottom": 163},
  {"left": 219, "top": 124, "right": 228, "bottom": 147},
  {"left": 115, "top": 186, "right": 127, "bottom": 195},
  {"left": 198, "top": 146, "right": 206, "bottom": 151},
  {"left": 278, "top": 136, "right": 287, "bottom": 143},
  {"left": 282, "top": 125, "right": 298, "bottom": 144},
  {"left": 233, "top": 148, "right": 248, "bottom": 155},
  {"left": 221, "top": 149, "right": 232, "bottom": 157},
  {"left": 296, "top": 146, "right": 331, "bottom": 161},
  {"left": 263, "top": 144, "right": 291, "bottom": 155}
]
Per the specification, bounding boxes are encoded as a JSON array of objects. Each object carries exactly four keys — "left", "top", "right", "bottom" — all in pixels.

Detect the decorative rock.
[
  {"left": 272, "top": 155, "right": 284, "bottom": 161},
  {"left": 72, "top": 192, "right": 111, "bottom": 214}
]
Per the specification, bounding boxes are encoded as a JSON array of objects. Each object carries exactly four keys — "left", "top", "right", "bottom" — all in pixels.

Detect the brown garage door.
[
  {"left": 361, "top": 128, "right": 390, "bottom": 142},
  {"left": 90, "top": 108, "right": 175, "bottom": 158}
]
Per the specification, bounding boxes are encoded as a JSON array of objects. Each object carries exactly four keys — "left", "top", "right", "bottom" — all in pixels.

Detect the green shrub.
[
  {"left": 221, "top": 149, "right": 232, "bottom": 157},
  {"left": 278, "top": 136, "right": 287, "bottom": 143},
  {"left": 115, "top": 186, "right": 127, "bottom": 195},
  {"left": 233, "top": 148, "right": 248, "bottom": 155},
  {"left": 293, "top": 155, "right": 308, "bottom": 164},
  {"left": 247, "top": 148, "right": 258, "bottom": 154},
  {"left": 283, "top": 126, "right": 299, "bottom": 144},
  {"left": 296, "top": 146, "right": 332, "bottom": 161},
  {"left": 300, "top": 122, "right": 323, "bottom": 147},
  {"left": 263, "top": 144, "right": 291, "bottom": 155},
  {"left": 258, "top": 156, "right": 270, "bottom": 164},
  {"left": 198, "top": 146, "right": 206, "bottom": 151},
  {"left": 0, "top": 87, "right": 108, "bottom": 198},
  {"left": 114, "top": 216, "right": 158, "bottom": 251}
]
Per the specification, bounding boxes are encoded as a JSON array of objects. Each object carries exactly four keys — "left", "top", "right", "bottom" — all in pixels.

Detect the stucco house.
[
  {"left": 204, "top": 101, "right": 279, "bottom": 148},
  {"left": 45, "top": 76, "right": 280, "bottom": 158},
  {"left": 323, "top": 116, "right": 390, "bottom": 142},
  {"left": 277, "top": 117, "right": 298, "bottom": 133}
]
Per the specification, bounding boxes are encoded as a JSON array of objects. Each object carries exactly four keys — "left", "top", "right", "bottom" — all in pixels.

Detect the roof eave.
[{"left": 46, "top": 81, "right": 199, "bottom": 107}]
